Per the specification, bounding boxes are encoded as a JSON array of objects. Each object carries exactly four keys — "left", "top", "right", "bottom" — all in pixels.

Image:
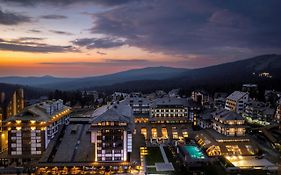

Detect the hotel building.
[
  {"left": 150, "top": 97, "right": 188, "bottom": 123},
  {"left": 225, "top": 91, "right": 249, "bottom": 114},
  {"left": 120, "top": 95, "right": 151, "bottom": 123},
  {"left": 212, "top": 109, "right": 246, "bottom": 136},
  {"left": 90, "top": 104, "right": 133, "bottom": 163},
  {"left": 196, "top": 109, "right": 256, "bottom": 157},
  {"left": 5, "top": 99, "right": 71, "bottom": 159}
]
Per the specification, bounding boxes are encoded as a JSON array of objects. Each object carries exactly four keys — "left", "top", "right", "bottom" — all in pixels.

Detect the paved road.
[{"left": 71, "top": 124, "right": 86, "bottom": 162}]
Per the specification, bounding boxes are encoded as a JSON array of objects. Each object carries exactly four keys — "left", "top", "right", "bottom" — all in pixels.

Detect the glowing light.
[
  {"left": 16, "top": 120, "right": 21, "bottom": 124},
  {"left": 16, "top": 127, "right": 21, "bottom": 130},
  {"left": 30, "top": 120, "right": 36, "bottom": 124},
  {"left": 41, "top": 127, "right": 46, "bottom": 131}
]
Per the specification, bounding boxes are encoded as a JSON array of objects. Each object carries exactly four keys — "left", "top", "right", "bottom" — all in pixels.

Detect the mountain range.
[
  {"left": 0, "top": 67, "right": 188, "bottom": 90},
  {"left": 0, "top": 54, "right": 280, "bottom": 93}
]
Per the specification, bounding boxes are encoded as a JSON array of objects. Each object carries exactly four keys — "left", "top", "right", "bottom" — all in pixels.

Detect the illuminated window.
[
  {"left": 151, "top": 128, "right": 157, "bottom": 139},
  {"left": 161, "top": 128, "right": 168, "bottom": 139},
  {"left": 141, "top": 128, "right": 147, "bottom": 139},
  {"left": 172, "top": 131, "right": 178, "bottom": 139}
]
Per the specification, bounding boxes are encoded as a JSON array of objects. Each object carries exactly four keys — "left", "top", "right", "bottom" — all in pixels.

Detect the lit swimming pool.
[{"left": 184, "top": 145, "right": 205, "bottom": 159}]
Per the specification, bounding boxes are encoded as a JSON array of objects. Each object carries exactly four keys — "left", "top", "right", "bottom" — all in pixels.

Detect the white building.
[
  {"left": 90, "top": 104, "right": 133, "bottom": 162},
  {"left": 225, "top": 91, "right": 249, "bottom": 113}
]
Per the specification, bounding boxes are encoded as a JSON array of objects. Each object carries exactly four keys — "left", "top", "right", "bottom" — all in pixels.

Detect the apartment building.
[
  {"left": 5, "top": 99, "right": 71, "bottom": 158},
  {"left": 225, "top": 91, "right": 249, "bottom": 113}
]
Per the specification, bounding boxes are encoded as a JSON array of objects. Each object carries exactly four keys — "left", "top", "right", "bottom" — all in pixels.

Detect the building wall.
[
  {"left": 91, "top": 127, "right": 130, "bottom": 162},
  {"left": 225, "top": 94, "right": 249, "bottom": 114},
  {"left": 7, "top": 114, "right": 69, "bottom": 157},
  {"left": 91, "top": 121, "right": 132, "bottom": 163},
  {"left": 212, "top": 119, "right": 245, "bottom": 136},
  {"left": 150, "top": 107, "right": 188, "bottom": 123},
  {"left": 6, "top": 89, "right": 24, "bottom": 118}
]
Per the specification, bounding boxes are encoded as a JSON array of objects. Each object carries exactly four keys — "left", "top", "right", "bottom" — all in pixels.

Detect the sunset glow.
[{"left": 0, "top": 0, "right": 281, "bottom": 77}]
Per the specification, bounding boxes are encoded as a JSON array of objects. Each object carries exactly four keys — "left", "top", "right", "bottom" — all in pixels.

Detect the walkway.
[
  {"left": 159, "top": 144, "right": 169, "bottom": 163},
  {"left": 156, "top": 144, "right": 175, "bottom": 172}
]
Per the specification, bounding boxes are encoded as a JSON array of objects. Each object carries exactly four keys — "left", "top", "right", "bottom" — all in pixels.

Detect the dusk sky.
[{"left": 0, "top": 0, "right": 281, "bottom": 77}]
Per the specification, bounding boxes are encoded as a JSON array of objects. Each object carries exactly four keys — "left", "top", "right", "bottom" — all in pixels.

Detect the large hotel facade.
[
  {"left": 4, "top": 99, "right": 71, "bottom": 161},
  {"left": 90, "top": 104, "right": 133, "bottom": 163}
]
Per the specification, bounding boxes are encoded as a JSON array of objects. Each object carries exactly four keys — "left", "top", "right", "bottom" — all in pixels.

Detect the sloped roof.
[
  {"left": 227, "top": 91, "right": 248, "bottom": 101},
  {"left": 90, "top": 103, "right": 133, "bottom": 124},
  {"left": 213, "top": 108, "right": 244, "bottom": 121},
  {"left": 151, "top": 97, "right": 188, "bottom": 107},
  {"left": 5, "top": 104, "right": 70, "bottom": 122}
]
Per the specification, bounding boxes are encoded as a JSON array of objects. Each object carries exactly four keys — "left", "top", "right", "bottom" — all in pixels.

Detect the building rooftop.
[
  {"left": 226, "top": 91, "right": 248, "bottom": 101},
  {"left": 121, "top": 96, "right": 151, "bottom": 106},
  {"left": 151, "top": 97, "right": 188, "bottom": 107},
  {"left": 90, "top": 103, "right": 133, "bottom": 124},
  {"left": 5, "top": 100, "right": 70, "bottom": 122},
  {"left": 213, "top": 109, "right": 244, "bottom": 121}
]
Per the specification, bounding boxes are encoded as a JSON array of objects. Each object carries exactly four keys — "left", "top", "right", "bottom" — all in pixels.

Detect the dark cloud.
[
  {"left": 0, "top": 8, "right": 31, "bottom": 25},
  {"left": 96, "top": 51, "right": 107, "bottom": 55},
  {"left": 49, "top": 30, "right": 74, "bottom": 35},
  {"left": 72, "top": 37, "right": 126, "bottom": 49},
  {"left": 16, "top": 37, "right": 45, "bottom": 41},
  {"left": 0, "top": 38, "right": 78, "bottom": 53},
  {"left": 40, "top": 14, "right": 67, "bottom": 20},
  {"left": 28, "top": 29, "right": 42, "bottom": 33},
  {"left": 90, "top": 0, "right": 281, "bottom": 60},
  {"left": 0, "top": 0, "right": 135, "bottom": 6}
]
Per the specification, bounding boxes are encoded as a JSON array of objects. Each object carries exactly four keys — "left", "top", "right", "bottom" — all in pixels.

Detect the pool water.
[{"left": 184, "top": 145, "right": 205, "bottom": 159}]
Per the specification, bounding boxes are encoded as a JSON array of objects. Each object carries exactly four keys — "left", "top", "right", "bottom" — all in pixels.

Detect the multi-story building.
[
  {"left": 243, "top": 100, "right": 274, "bottom": 125},
  {"left": 6, "top": 89, "right": 25, "bottom": 118},
  {"left": 150, "top": 97, "right": 188, "bottom": 123},
  {"left": 191, "top": 90, "right": 209, "bottom": 106},
  {"left": 244, "top": 100, "right": 266, "bottom": 118},
  {"left": 225, "top": 91, "right": 249, "bottom": 114},
  {"left": 213, "top": 92, "right": 228, "bottom": 109},
  {"left": 212, "top": 109, "right": 246, "bottom": 136},
  {"left": 90, "top": 104, "right": 133, "bottom": 163},
  {"left": 186, "top": 98, "right": 202, "bottom": 126},
  {"left": 121, "top": 96, "right": 151, "bottom": 123},
  {"left": 274, "top": 100, "right": 281, "bottom": 123},
  {"left": 5, "top": 99, "right": 71, "bottom": 159},
  {"left": 242, "top": 84, "right": 258, "bottom": 99},
  {"left": 197, "top": 110, "right": 214, "bottom": 129}
]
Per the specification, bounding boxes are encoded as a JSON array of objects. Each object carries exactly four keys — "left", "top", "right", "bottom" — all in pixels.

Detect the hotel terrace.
[{"left": 1, "top": 99, "right": 71, "bottom": 163}]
